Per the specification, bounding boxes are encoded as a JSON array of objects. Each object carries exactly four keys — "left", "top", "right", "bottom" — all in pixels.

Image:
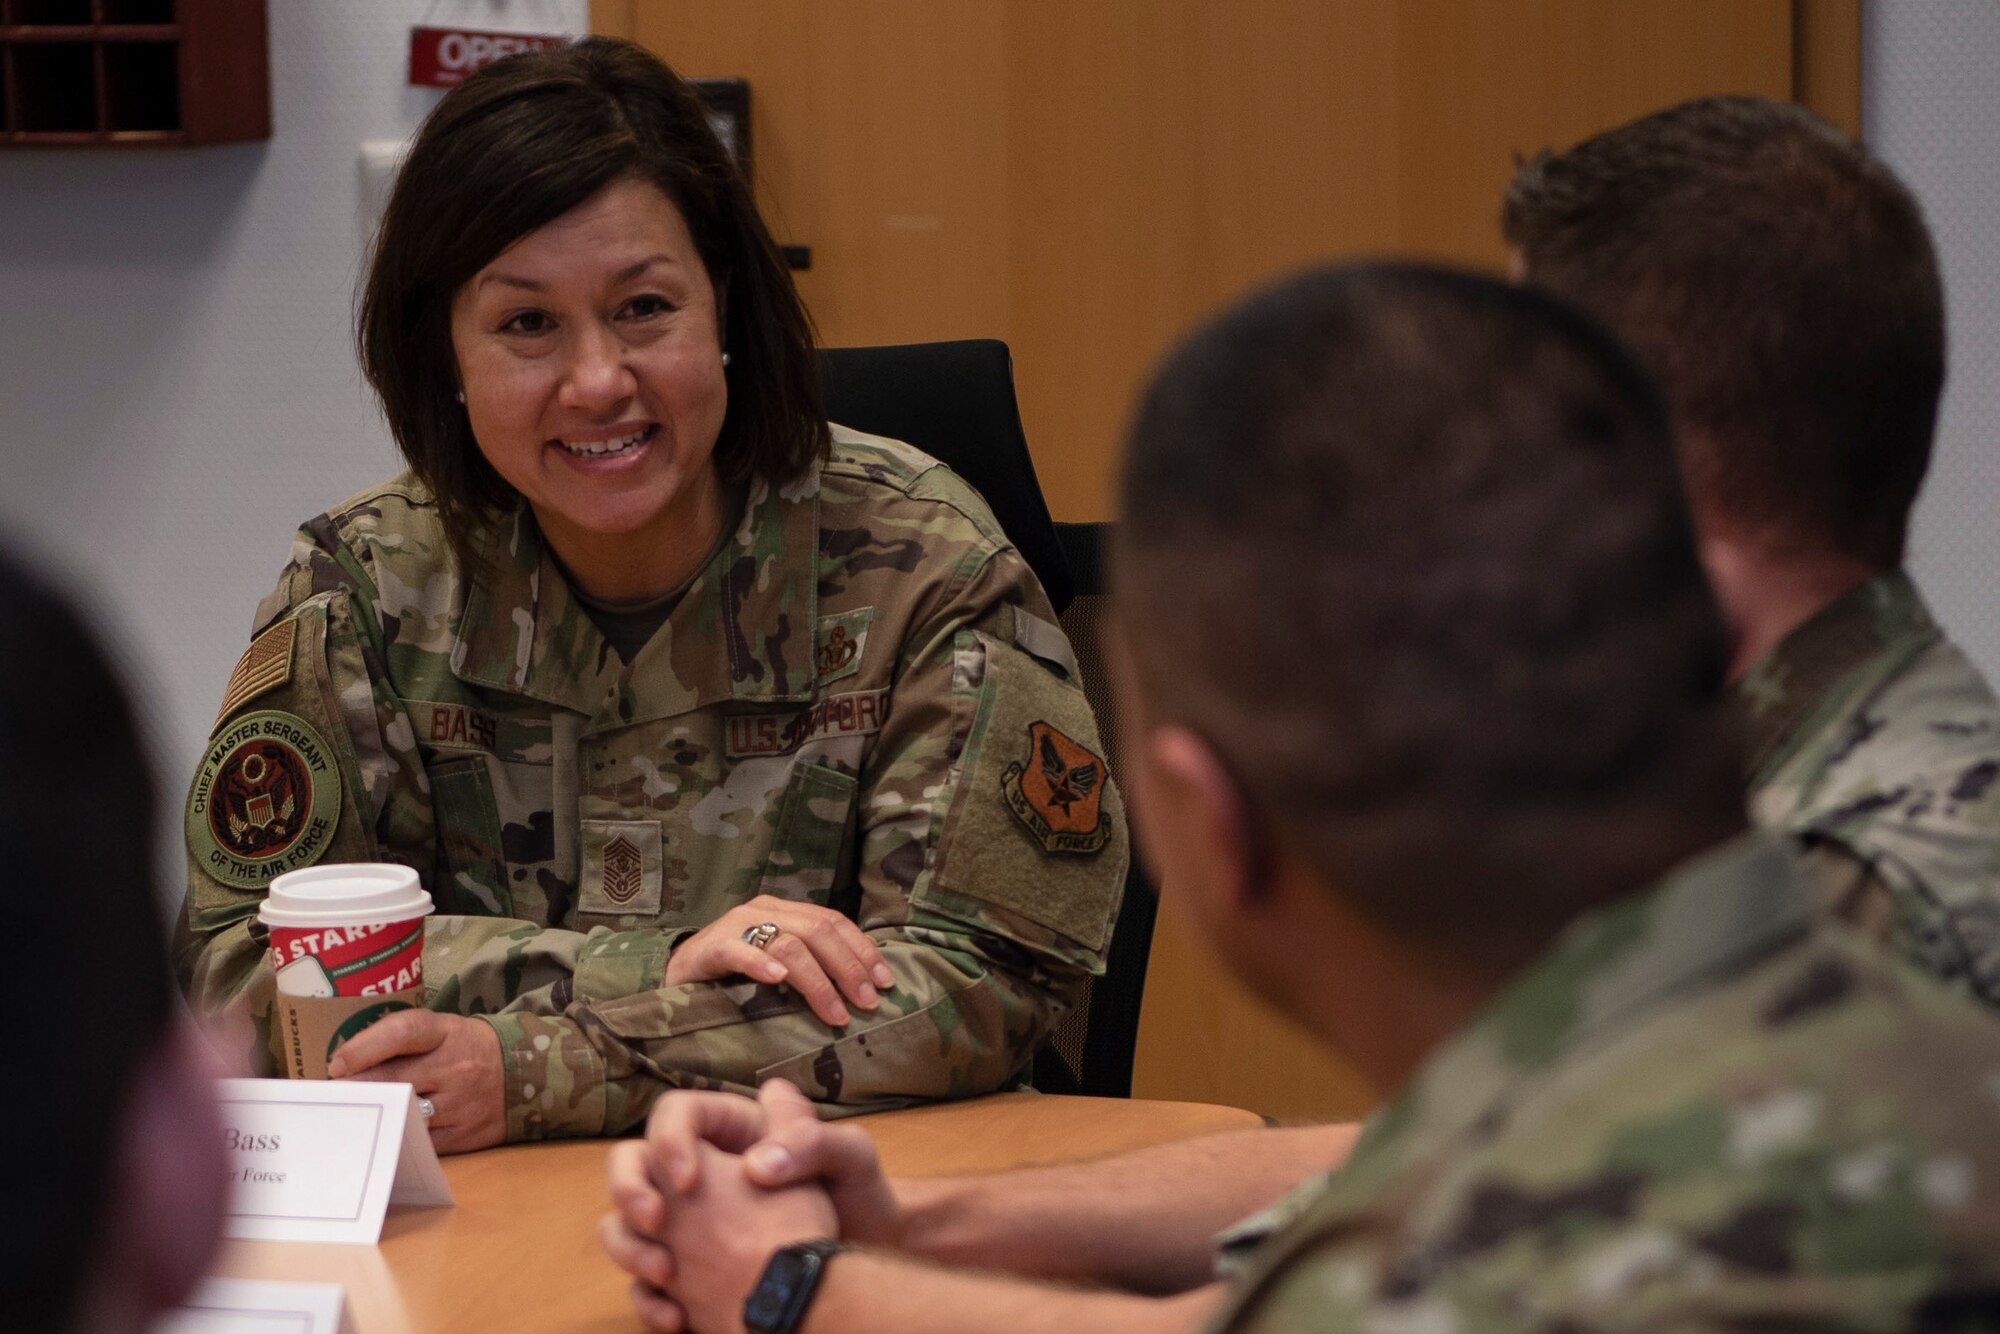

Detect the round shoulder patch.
[{"left": 187, "top": 709, "right": 342, "bottom": 890}]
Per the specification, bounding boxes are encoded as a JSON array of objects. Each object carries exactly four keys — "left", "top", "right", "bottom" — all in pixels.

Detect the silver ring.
[
  {"left": 417, "top": 1095, "right": 436, "bottom": 1121},
  {"left": 741, "top": 921, "right": 780, "bottom": 950}
]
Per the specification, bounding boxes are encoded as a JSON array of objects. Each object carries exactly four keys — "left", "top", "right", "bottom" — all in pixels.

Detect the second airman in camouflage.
[{"left": 1505, "top": 95, "right": 2000, "bottom": 1003}]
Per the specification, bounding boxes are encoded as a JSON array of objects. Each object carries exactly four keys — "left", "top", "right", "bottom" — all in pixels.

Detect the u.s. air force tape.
[{"left": 187, "top": 709, "right": 341, "bottom": 890}]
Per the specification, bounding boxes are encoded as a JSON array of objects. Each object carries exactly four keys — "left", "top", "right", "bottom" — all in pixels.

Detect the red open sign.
[{"left": 409, "top": 26, "right": 569, "bottom": 89}]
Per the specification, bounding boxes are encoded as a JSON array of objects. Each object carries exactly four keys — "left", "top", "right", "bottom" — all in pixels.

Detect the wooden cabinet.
[{"left": 2, "top": 0, "right": 268, "bottom": 145}]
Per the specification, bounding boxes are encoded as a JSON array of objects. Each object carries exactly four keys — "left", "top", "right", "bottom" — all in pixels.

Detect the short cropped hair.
[
  {"left": 0, "top": 548, "right": 172, "bottom": 1329},
  {"left": 359, "top": 36, "right": 827, "bottom": 564},
  {"left": 1503, "top": 95, "right": 1944, "bottom": 568},
  {"left": 1115, "top": 265, "right": 1744, "bottom": 956}
]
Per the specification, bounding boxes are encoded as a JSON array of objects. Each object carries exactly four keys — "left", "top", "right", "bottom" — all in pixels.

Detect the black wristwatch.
[{"left": 742, "top": 1239, "right": 847, "bottom": 1333}]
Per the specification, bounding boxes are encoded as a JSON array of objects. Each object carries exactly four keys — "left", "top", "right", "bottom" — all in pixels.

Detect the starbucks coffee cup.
[{"left": 260, "top": 863, "right": 433, "bottom": 1078}]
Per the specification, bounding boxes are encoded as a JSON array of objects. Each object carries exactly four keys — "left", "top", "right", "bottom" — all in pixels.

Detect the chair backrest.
[
  {"left": 818, "top": 340, "right": 1075, "bottom": 613},
  {"left": 1039, "top": 520, "right": 1158, "bottom": 1098},
  {"left": 817, "top": 343, "right": 1152, "bottom": 1096}
]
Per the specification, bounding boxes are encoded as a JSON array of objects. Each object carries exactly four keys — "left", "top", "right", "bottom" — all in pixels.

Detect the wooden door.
[{"left": 596, "top": 0, "right": 1856, "bottom": 1121}]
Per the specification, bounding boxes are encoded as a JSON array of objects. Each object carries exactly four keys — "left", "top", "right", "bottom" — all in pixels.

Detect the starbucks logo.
[{"left": 327, "top": 1000, "right": 415, "bottom": 1063}]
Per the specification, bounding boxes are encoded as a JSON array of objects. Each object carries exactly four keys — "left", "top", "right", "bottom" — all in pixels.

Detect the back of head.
[
  {"left": 1115, "top": 264, "right": 1744, "bottom": 959},
  {"left": 1503, "top": 95, "right": 1944, "bottom": 568},
  {"left": 0, "top": 550, "right": 173, "bottom": 1330}
]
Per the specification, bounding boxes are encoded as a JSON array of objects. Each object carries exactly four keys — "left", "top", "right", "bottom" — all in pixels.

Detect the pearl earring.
[
  {"left": 721, "top": 352, "right": 732, "bottom": 367},
  {"left": 455, "top": 390, "right": 465, "bottom": 404}
]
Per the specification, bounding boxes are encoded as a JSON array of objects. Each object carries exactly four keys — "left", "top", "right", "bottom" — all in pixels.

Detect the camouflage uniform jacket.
[
  {"left": 1208, "top": 835, "right": 2000, "bottom": 1332},
  {"left": 1741, "top": 571, "right": 2000, "bottom": 1003},
  {"left": 179, "top": 428, "right": 1128, "bottom": 1141}
]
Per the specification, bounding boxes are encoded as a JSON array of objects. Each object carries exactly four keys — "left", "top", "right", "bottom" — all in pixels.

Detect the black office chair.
[
  {"left": 818, "top": 342, "right": 1155, "bottom": 1097},
  {"left": 1045, "top": 519, "right": 1159, "bottom": 1098},
  {"left": 818, "top": 341, "right": 1075, "bottom": 614}
]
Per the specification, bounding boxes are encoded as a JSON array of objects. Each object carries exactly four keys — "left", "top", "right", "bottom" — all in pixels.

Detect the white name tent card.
[
  {"left": 218, "top": 1078, "right": 453, "bottom": 1245},
  {"left": 156, "top": 1277, "right": 353, "bottom": 1334}
]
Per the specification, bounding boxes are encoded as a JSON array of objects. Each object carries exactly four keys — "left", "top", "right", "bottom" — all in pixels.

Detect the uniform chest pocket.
[
  {"left": 757, "top": 761, "right": 858, "bottom": 907},
  {"left": 429, "top": 756, "right": 510, "bottom": 916}
]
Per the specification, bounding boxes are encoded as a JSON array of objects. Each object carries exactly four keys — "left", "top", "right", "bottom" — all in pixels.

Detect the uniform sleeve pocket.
[
  {"left": 925, "top": 629, "right": 1126, "bottom": 954},
  {"left": 429, "top": 756, "right": 511, "bottom": 916},
  {"left": 759, "top": 761, "right": 858, "bottom": 907}
]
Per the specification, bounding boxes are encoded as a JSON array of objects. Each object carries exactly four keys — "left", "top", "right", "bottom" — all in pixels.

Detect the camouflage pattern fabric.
[
  {"left": 1210, "top": 571, "right": 2000, "bottom": 1282},
  {"left": 178, "top": 427, "right": 1128, "bottom": 1141},
  {"left": 1741, "top": 571, "right": 2000, "bottom": 1004},
  {"left": 1207, "top": 835, "right": 2000, "bottom": 1332}
]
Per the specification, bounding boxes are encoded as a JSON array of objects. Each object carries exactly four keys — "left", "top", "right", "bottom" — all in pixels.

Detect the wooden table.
[{"left": 209, "top": 1093, "right": 1261, "bottom": 1332}]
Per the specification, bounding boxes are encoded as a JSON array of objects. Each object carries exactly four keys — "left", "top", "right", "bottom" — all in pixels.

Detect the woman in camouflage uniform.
[{"left": 179, "top": 38, "right": 1126, "bottom": 1153}]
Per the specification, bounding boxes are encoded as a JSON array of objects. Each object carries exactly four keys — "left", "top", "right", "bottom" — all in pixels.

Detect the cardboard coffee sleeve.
[{"left": 274, "top": 987, "right": 424, "bottom": 1080}]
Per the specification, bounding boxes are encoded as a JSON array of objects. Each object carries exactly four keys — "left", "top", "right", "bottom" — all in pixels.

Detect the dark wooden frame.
[{"left": 1, "top": 0, "right": 269, "bottom": 146}]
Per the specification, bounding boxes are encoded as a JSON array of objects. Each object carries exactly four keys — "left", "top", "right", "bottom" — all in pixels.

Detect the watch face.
[
  {"left": 745, "top": 1249, "right": 815, "bottom": 1330},
  {"left": 744, "top": 1284, "right": 789, "bottom": 1327}
]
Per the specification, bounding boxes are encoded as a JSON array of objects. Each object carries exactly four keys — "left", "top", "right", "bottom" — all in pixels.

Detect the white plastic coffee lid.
[{"left": 260, "top": 862, "right": 434, "bottom": 928}]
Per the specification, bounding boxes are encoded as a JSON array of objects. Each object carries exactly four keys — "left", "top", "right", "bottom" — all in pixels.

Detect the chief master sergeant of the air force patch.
[{"left": 187, "top": 618, "right": 342, "bottom": 890}]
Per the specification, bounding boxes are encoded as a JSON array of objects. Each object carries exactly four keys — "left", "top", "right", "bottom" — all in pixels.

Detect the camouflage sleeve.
[
  {"left": 1792, "top": 767, "right": 2000, "bottom": 1003},
  {"left": 479, "top": 547, "right": 1130, "bottom": 1140},
  {"left": 177, "top": 521, "right": 441, "bottom": 1065},
  {"left": 1795, "top": 837, "right": 1901, "bottom": 939}
]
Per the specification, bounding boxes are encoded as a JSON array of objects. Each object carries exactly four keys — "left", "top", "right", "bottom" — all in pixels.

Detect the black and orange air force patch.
[
  {"left": 213, "top": 619, "right": 296, "bottom": 728},
  {"left": 186, "top": 710, "right": 341, "bottom": 889},
  {"left": 1002, "top": 721, "right": 1112, "bottom": 855}
]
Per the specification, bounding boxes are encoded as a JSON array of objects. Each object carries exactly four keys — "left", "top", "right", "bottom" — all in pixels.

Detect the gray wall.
[
  {"left": 1868, "top": 3, "right": 2000, "bottom": 677},
  {"left": 0, "top": 1, "right": 585, "bottom": 907}
]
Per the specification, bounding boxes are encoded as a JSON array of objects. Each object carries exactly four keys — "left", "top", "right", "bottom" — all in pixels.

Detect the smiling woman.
[
  {"left": 176, "top": 38, "right": 1128, "bottom": 1154},
  {"left": 449, "top": 178, "right": 732, "bottom": 601}
]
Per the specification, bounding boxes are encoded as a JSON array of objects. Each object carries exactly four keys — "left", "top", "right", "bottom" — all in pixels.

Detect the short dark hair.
[
  {"left": 359, "top": 36, "right": 827, "bottom": 564},
  {"left": 1115, "top": 264, "right": 1744, "bottom": 958},
  {"left": 1502, "top": 95, "right": 1944, "bottom": 568},
  {"left": 0, "top": 547, "right": 172, "bottom": 1329}
]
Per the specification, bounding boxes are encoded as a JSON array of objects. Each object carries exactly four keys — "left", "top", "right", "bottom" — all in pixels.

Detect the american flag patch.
[{"left": 214, "top": 620, "right": 296, "bottom": 729}]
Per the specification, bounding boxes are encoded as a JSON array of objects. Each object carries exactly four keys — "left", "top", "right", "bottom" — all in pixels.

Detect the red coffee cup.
[
  {"left": 259, "top": 863, "right": 434, "bottom": 1078},
  {"left": 262, "top": 863, "right": 433, "bottom": 997}
]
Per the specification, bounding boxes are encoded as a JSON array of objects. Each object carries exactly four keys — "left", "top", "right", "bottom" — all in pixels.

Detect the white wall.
[
  {"left": 1867, "top": 4, "right": 2000, "bottom": 678},
  {"left": 0, "top": 0, "right": 585, "bottom": 907}
]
